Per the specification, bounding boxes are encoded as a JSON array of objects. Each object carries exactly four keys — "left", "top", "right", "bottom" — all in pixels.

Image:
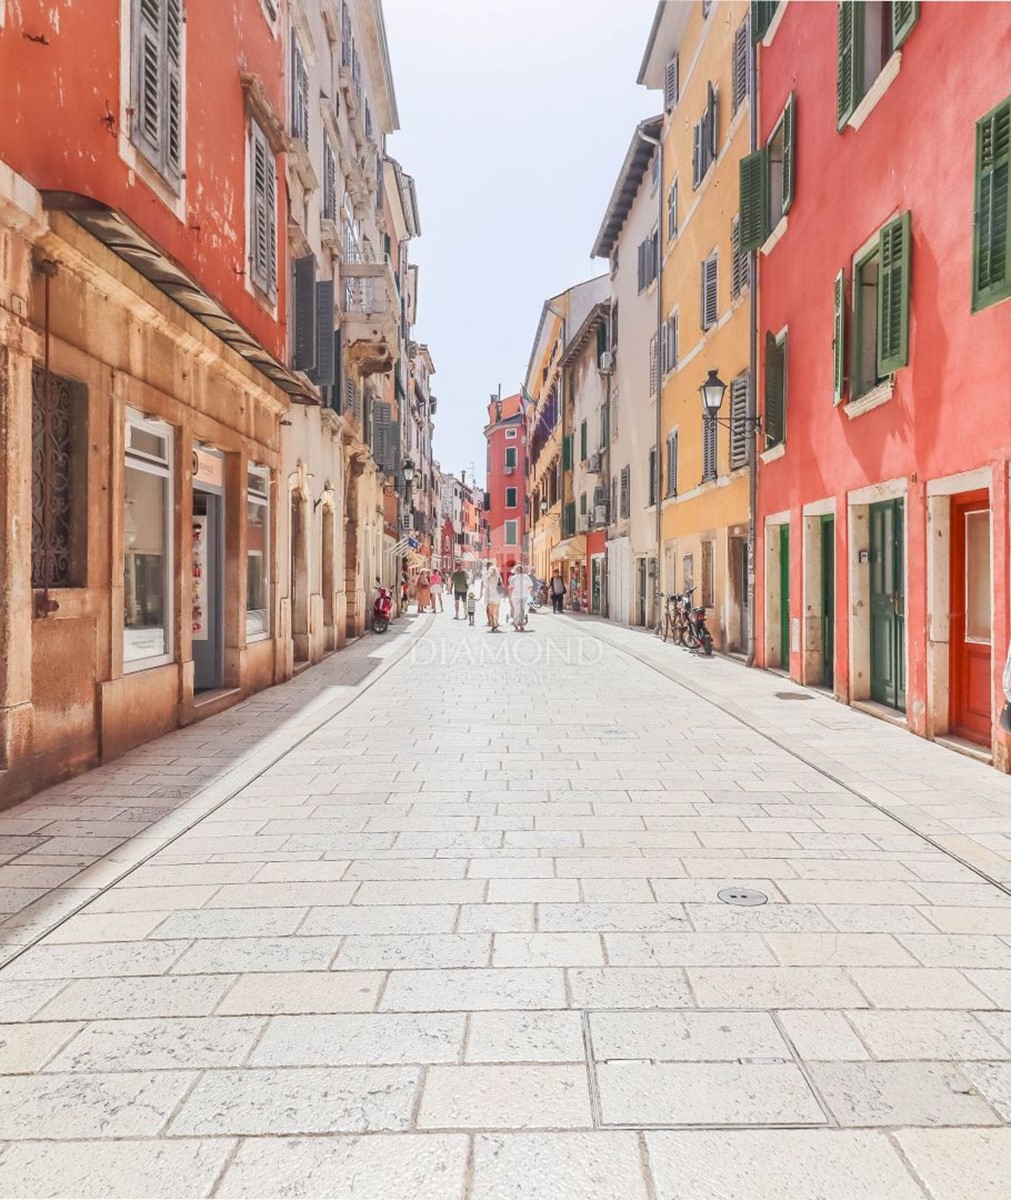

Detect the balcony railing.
[{"left": 340, "top": 260, "right": 400, "bottom": 376}]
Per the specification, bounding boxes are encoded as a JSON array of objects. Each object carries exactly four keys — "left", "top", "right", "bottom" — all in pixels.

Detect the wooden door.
[
  {"left": 779, "top": 525, "right": 790, "bottom": 669},
  {"left": 821, "top": 516, "right": 835, "bottom": 689},
  {"left": 869, "top": 498, "right": 905, "bottom": 710},
  {"left": 950, "top": 492, "right": 992, "bottom": 744}
]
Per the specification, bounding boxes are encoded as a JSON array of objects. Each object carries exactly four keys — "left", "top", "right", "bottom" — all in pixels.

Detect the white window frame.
[
  {"left": 504, "top": 520, "right": 518, "bottom": 546},
  {"left": 505, "top": 428, "right": 518, "bottom": 439},
  {"left": 123, "top": 408, "right": 174, "bottom": 674},
  {"left": 504, "top": 446, "right": 518, "bottom": 469},
  {"left": 505, "top": 486, "right": 518, "bottom": 509},
  {"left": 246, "top": 464, "right": 271, "bottom": 642}
]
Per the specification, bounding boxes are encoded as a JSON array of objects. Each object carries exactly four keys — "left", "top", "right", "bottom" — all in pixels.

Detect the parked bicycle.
[{"left": 659, "top": 587, "right": 713, "bottom": 656}]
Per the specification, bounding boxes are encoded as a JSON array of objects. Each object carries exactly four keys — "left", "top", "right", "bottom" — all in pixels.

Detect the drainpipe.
[
  {"left": 746, "top": 26, "right": 759, "bottom": 667},
  {"left": 636, "top": 125, "right": 663, "bottom": 628},
  {"left": 602, "top": 300, "right": 613, "bottom": 620},
  {"left": 547, "top": 302, "right": 567, "bottom": 584}
]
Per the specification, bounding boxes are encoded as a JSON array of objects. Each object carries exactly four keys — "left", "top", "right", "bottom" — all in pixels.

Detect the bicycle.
[{"left": 659, "top": 591, "right": 689, "bottom": 645}]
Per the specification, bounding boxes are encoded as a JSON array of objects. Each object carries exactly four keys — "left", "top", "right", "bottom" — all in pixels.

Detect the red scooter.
[{"left": 372, "top": 583, "right": 393, "bottom": 633}]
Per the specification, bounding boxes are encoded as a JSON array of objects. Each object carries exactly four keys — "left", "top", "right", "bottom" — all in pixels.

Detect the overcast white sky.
[{"left": 383, "top": 0, "right": 659, "bottom": 485}]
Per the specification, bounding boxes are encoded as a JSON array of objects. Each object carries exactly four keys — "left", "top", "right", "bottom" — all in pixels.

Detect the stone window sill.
[
  {"left": 848, "top": 51, "right": 902, "bottom": 132},
  {"left": 760, "top": 442, "right": 786, "bottom": 464},
  {"left": 844, "top": 379, "right": 894, "bottom": 419},
  {"left": 761, "top": 215, "right": 788, "bottom": 256}
]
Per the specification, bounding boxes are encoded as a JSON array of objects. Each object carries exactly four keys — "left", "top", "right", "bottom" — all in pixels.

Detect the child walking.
[{"left": 466, "top": 590, "right": 477, "bottom": 627}]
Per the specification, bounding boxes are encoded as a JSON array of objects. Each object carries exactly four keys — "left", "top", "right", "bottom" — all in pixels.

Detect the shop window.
[
  {"left": 246, "top": 465, "right": 270, "bottom": 640},
  {"left": 31, "top": 367, "right": 88, "bottom": 589},
  {"left": 124, "top": 412, "right": 173, "bottom": 669}
]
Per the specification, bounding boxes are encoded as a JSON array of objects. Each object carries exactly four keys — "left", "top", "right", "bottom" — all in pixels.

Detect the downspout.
[
  {"left": 547, "top": 302, "right": 567, "bottom": 583},
  {"left": 636, "top": 126, "right": 663, "bottom": 628},
  {"left": 746, "top": 26, "right": 759, "bottom": 667},
  {"left": 603, "top": 301, "right": 613, "bottom": 619}
]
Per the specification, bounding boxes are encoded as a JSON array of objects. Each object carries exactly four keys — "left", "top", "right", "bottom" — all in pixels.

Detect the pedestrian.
[
  {"left": 550, "top": 570, "right": 566, "bottom": 613},
  {"left": 479, "top": 559, "right": 494, "bottom": 626},
  {"left": 485, "top": 564, "right": 502, "bottom": 632},
  {"left": 449, "top": 562, "right": 469, "bottom": 619},
  {"left": 400, "top": 569, "right": 409, "bottom": 614},
  {"left": 509, "top": 563, "right": 533, "bottom": 632},
  {"left": 415, "top": 568, "right": 432, "bottom": 613},
  {"left": 466, "top": 589, "right": 477, "bottom": 627},
  {"left": 430, "top": 568, "right": 444, "bottom": 613}
]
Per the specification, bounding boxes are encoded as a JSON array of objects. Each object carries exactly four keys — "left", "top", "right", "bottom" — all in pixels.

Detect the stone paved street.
[{"left": 2, "top": 611, "right": 1011, "bottom": 1197}]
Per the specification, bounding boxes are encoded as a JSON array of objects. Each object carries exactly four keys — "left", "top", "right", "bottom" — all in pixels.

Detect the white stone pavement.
[{"left": 1, "top": 609, "right": 1011, "bottom": 1197}]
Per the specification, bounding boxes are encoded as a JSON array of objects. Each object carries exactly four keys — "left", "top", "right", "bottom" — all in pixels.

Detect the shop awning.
[{"left": 551, "top": 535, "right": 587, "bottom": 562}]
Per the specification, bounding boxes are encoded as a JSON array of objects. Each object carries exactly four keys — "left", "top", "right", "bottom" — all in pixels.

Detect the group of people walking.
[{"left": 409, "top": 561, "right": 566, "bottom": 632}]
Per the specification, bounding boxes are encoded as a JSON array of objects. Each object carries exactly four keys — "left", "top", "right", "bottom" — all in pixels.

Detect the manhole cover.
[
  {"left": 774, "top": 691, "right": 813, "bottom": 701},
  {"left": 718, "top": 888, "right": 768, "bottom": 907}
]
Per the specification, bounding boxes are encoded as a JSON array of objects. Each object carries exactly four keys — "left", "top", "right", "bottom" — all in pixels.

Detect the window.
[
  {"left": 648, "top": 446, "right": 658, "bottom": 507},
  {"left": 973, "top": 96, "right": 1011, "bottom": 312},
  {"left": 505, "top": 428, "right": 518, "bottom": 439},
  {"left": 505, "top": 486, "right": 517, "bottom": 508},
  {"left": 837, "top": 2, "right": 918, "bottom": 128},
  {"left": 732, "top": 14, "right": 749, "bottom": 115},
  {"left": 580, "top": 419, "right": 588, "bottom": 461},
  {"left": 649, "top": 334, "right": 659, "bottom": 395},
  {"left": 701, "top": 539, "right": 714, "bottom": 608},
  {"left": 847, "top": 211, "right": 911, "bottom": 399},
  {"left": 667, "top": 177, "right": 679, "bottom": 242},
  {"left": 764, "top": 330, "right": 787, "bottom": 449},
  {"left": 664, "top": 55, "right": 680, "bottom": 112},
  {"left": 731, "top": 215, "right": 751, "bottom": 300},
  {"left": 611, "top": 478, "right": 618, "bottom": 524},
  {"left": 650, "top": 152, "right": 660, "bottom": 192},
  {"left": 246, "top": 466, "right": 270, "bottom": 640},
  {"left": 249, "top": 120, "right": 278, "bottom": 299},
  {"left": 662, "top": 310, "right": 678, "bottom": 375},
  {"left": 637, "top": 230, "right": 660, "bottom": 292},
  {"left": 751, "top": 1, "right": 781, "bottom": 43},
  {"left": 130, "top": 0, "right": 184, "bottom": 187},
  {"left": 702, "top": 414, "right": 717, "bottom": 482},
  {"left": 562, "top": 434, "right": 573, "bottom": 471},
  {"left": 599, "top": 403, "right": 609, "bottom": 449},
  {"left": 323, "top": 137, "right": 337, "bottom": 222},
  {"left": 124, "top": 412, "right": 173, "bottom": 669},
  {"left": 729, "top": 372, "right": 750, "bottom": 470},
  {"left": 291, "top": 35, "right": 309, "bottom": 145},
  {"left": 31, "top": 367, "right": 87, "bottom": 588},
  {"left": 692, "top": 83, "right": 719, "bottom": 189},
  {"left": 563, "top": 501, "right": 576, "bottom": 537},
  {"left": 683, "top": 553, "right": 694, "bottom": 591},
  {"left": 665, "top": 430, "right": 678, "bottom": 498},
  {"left": 619, "top": 466, "right": 631, "bottom": 519},
  {"left": 504, "top": 520, "right": 518, "bottom": 546},
  {"left": 504, "top": 446, "right": 517, "bottom": 469},
  {"left": 700, "top": 252, "right": 718, "bottom": 330},
  {"left": 739, "top": 93, "right": 794, "bottom": 251},
  {"left": 580, "top": 492, "right": 587, "bottom": 516}
]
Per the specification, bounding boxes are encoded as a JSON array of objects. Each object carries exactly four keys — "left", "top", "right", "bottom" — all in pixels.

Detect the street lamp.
[
  {"left": 402, "top": 459, "right": 415, "bottom": 484},
  {"left": 699, "top": 368, "right": 761, "bottom": 433},
  {"left": 539, "top": 498, "right": 548, "bottom": 515}
]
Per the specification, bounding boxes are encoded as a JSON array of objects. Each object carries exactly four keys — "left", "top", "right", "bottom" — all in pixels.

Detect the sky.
[{"left": 383, "top": 0, "right": 660, "bottom": 486}]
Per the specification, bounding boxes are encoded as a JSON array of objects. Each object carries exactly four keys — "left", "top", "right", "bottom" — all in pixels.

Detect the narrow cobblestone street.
[{"left": 2, "top": 612, "right": 1011, "bottom": 1197}]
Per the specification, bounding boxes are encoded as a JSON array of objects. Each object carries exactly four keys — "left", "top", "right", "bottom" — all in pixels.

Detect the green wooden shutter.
[
  {"left": 292, "top": 255, "right": 317, "bottom": 372},
  {"left": 877, "top": 211, "right": 911, "bottom": 374},
  {"left": 973, "top": 97, "right": 1011, "bottom": 312},
  {"left": 837, "top": 0, "right": 858, "bottom": 128},
  {"left": 764, "top": 332, "right": 784, "bottom": 447},
  {"left": 165, "top": 0, "right": 183, "bottom": 180},
  {"left": 891, "top": 0, "right": 919, "bottom": 48},
  {"left": 782, "top": 92, "right": 796, "bottom": 213},
  {"left": 580, "top": 420, "right": 587, "bottom": 461},
  {"left": 832, "top": 270, "right": 846, "bottom": 404},
  {"left": 562, "top": 434, "right": 572, "bottom": 470},
  {"left": 751, "top": 0, "right": 776, "bottom": 43},
  {"left": 739, "top": 150, "right": 768, "bottom": 251}
]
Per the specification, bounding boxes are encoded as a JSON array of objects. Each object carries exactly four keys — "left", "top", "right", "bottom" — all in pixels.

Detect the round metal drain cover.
[{"left": 718, "top": 887, "right": 768, "bottom": 907}]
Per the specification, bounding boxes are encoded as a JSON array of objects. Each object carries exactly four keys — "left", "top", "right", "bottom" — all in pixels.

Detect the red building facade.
[
  {"left": 0, "top": 0, "right": 300, "bottom": 802},
  {"left": 751, "top": 1, "right": 1011, "bottom": 765},
  {"left": 484, "top": 393, "right": 528, "bottom": 571}
]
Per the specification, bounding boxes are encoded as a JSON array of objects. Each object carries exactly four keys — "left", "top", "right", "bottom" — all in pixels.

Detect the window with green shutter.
[
  {"left": 751, "top": 0, "right": 779, "bottom": 43},
  {"left": 838, "top": 1, "right": 915, "bottom": 129},
  {"left": 836, "top": 1, "right": 858, "bottom": 127},
  {"left": 973, "top": 96, "right": 1011, "bottom": 312},
  {"left": 832, "top": 269, "right": 846, "bottom": 404},
  {"left": 891, "top": 0, "right": 919, "bottom": 47},
  {"left": 739, "top": 93, "right": 794, "bottom": 251},
  {"left": 764, "top": 330, "right": 786, "bottom": 449},
  {"left": 580, "top": 420, "right": 588, "bottom": 462},
  {"left": 562, "top": 434, "right": 573, "bottom": 471},
  {"left": 877, "top": 211, "right": 911, "bottom": 374}
]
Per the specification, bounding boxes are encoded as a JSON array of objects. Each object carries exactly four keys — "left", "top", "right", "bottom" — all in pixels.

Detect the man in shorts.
[{"left": 449, "top": 562, "right": 469, "bottom": 619}]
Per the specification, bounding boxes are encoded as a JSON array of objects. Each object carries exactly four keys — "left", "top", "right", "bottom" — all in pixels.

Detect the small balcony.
[{"left": 340, "top": 260, "right": 400, "bottom": 377}]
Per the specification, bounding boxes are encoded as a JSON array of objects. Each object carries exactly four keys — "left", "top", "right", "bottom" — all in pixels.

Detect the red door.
[{"left": 950, "top": 491, "right": 992, "bottom": 744}]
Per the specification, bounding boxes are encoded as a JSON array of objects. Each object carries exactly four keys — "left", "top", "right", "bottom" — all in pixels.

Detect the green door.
[
  {"left": 779, "top": 525, "right": 790, "bottom": 669},
  {"left": 869, "top": 498, "right": 906, "bottom": 710},
  {"left": 591, "top": 557, "right": 603, "bottom": 613},
  {"left": 821, "top": 516, "right": 835, "bottom": 689}
]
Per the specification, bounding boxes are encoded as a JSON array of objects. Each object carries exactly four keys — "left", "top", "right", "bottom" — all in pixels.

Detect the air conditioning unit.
[
  {"left": 503, "top": 466, "right": 515, "bottom": 475},
  {"left": 587, "top": 452, "right": 602, "bottom": 474},
  {"left": 592, "top": 504, "right": 608, "bottom": 527},
  {"left": 598, "top": 350, "right": 615, "bottom": 374}
]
